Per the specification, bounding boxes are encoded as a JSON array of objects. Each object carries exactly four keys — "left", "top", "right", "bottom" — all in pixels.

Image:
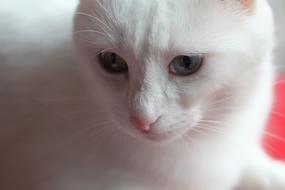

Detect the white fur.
[{"left": 0, "top": 0, "right": 285, "bottom": 189}]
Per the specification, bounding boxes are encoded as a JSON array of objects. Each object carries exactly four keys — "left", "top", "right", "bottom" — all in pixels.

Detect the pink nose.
[{"left": 130, "top": 116, "right": 157, "bottom": 133}]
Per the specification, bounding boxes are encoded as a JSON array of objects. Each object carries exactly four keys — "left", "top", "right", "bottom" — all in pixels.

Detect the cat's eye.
[
  {"left": 169, "top": 55, "right": 204, "bottom": 76},
  {"left": 98, "top": 52, "right": 128, "bottom": 74}
]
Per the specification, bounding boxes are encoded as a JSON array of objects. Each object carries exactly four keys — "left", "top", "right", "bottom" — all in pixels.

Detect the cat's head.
[{"left": 74, "top": 0, "right": 274, "bottom": 144}]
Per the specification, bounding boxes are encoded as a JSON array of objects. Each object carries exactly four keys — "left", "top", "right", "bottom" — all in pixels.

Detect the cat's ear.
[
  {"left": 222, "top": 0, "right": 254, "bottom": 11},
  {"left": 238, "top": 0, "right": 254, "bottom": 10}
]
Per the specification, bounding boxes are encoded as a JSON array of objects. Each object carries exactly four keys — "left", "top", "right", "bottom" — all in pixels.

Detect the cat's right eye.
[
  {"left": 98, "top": 52, "right": 128, "bottom": 74},
  {"left": 169, "top": 55, "right": 204, "bottom": 76}
]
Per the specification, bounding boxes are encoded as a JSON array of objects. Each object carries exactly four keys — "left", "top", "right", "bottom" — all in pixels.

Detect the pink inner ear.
[{"left": 239, "top": 0, "right": 253, "bottom": 9}]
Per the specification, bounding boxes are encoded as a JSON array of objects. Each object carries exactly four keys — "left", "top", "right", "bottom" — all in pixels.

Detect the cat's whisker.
[
  {"left": 74, "top": 120, "right": 111, "bottom": 133},
  {"left": 181, "top": 130, "right": 201, "bottom": 149},
  {"left": 198, "top": 119, "right": 228, "bottom": 126},
  {"left": 74, "top": 29, "right": 109, "bottom": 37},
  {"left": 74, "top": 129, "right": 118, "bottom": 152},
  {"left": 205, "top": 95, "right": 236, "bottom": 107},
  {"left": 99, "top": 47, "right": 116, "bottom": 53},
  {"left": 194, "top": 125, "right": 226, "bottom": 137},
  {"left": 179, "top": 134, "right": 194, "bottom": 151},
  {"left": 86, "top": 47, "right": 115, "bottom": 58},
  {"left": 189, "top": 127, "right": 218, "bottom": 139},
  {"left": 75, "top": 30, "right": 115, "bottom": 48},
  {"left": 36, "top": 96, "right": 89, "bottom": 102},
  {"left": 75, "top": 12, "right": 116, "bottom": 46},
  {"left": 66, "top": 120, "right": 113, "bottom": 146},
  {"left": 182, "top": 131, "right": 219, "bottom": 158},
  {"left": 196, "top": 123, "right": 225, "bottom": 133},
  {"left": 75, "top": 12, "right": 112, "bottom": 32},
  {"left": 187, "top": 126, "right": 240, "bottom": 157},
  {"left": 94, "top": 0, "right": 114, "bottom": 22},
  {"left": 204, "top": 107, "right": 240, "bottom": 112},
  {"left": 188, "top": 126, "right": 241, "bottom": 158},
  {"left": 81, "top": 121, "right": 119, "bottom": 142},
  {"left": 195, "top": 121, "right": 229, "bottom": 136}
]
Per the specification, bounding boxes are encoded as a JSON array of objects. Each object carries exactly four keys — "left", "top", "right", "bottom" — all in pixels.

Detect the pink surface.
[{"left": 263, "top": 74, "right": 285, "bottom": 160}]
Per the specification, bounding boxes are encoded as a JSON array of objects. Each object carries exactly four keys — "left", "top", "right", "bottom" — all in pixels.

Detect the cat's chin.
[
  {"left": 129, "top": 127, "right": 189, "bottom": 146},
  {"left": 140, "top": 132, "right": 175, "bottom": 143}
]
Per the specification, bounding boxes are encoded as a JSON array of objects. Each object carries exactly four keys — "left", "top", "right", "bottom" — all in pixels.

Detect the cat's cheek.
[
  {"left": 178, "top": 94, "right": 194, "bottom": 109},
  {"left": 176, "top": 86, "right": 210, "bottom": 110},
  {"left": 178, "top": 92, "right": 205, "bottom": 110}
]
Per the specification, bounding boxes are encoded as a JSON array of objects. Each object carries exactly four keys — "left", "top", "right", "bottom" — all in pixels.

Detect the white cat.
[
  {"left": 0, "top": 0, "right": 284, "bottom": 189},
  {"left": 74, "top": 0, "right": 285, "bottom": 189}
]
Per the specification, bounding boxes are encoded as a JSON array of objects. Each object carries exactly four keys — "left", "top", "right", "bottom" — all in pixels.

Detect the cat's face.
[{"left": 74, "top": 0, "right": 273, "bottom": 143}]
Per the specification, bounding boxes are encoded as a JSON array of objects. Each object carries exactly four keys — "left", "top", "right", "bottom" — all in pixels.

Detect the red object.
[{"left": 263, "top": 74, "right": 285, "bottom": 160}]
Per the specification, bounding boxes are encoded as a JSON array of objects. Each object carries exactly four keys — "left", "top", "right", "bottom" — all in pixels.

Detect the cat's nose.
[{"left": 130, "top": 115, "right": 158, "bottom": 133}]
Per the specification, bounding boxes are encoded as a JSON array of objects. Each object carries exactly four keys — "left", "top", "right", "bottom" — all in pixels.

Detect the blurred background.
[{"left": 270, "top": 0, "right": 285, "bottom": 71}]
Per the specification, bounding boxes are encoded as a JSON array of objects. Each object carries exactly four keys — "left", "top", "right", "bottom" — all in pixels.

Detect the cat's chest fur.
[{"left": 15, "top": 125, "right": 243, "bottom": 190}]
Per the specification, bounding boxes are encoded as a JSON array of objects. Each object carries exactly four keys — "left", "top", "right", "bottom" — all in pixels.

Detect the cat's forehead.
[{"left": 78, "top": 0, "right": 251, "bottom": 58}]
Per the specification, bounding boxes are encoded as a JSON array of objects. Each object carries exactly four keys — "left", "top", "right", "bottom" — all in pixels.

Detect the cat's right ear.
[
  {"left": 222, "top": 0, "right": 255, "bottom": 11},
  {"left": 238, "top": 0, "right": 254, "bottom": 10}
]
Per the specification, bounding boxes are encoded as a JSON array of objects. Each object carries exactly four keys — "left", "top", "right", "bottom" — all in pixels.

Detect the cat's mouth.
[
  {"left": 136, "top": 123, "right": 190, "bottom": 143},
  {"left": 112, "top": 113, "right": 195, "bottom": 144}
]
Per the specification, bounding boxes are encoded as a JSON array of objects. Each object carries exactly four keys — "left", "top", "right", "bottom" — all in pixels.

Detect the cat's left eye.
[
  {"left": 98, "top": 52, "right": 128, "bottom": 74},
  {"left": 169, "top": 55, "right": 204, "bottom": 76}
]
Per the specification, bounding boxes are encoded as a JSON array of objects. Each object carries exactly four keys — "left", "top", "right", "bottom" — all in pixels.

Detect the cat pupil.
[
  {"left": 111, "top": 53, "right": 116, "bottom": 65},
  {"left": 183, "top": 56, "right": 192, "bottom": 68}
]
